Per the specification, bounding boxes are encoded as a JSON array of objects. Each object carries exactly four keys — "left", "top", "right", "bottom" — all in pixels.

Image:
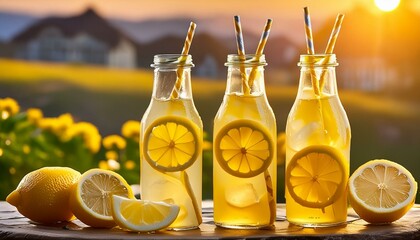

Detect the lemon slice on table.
[
  {"left": 349, "top": 159, "right": 418, "bottom": 224},
  {"left": 214, "top": 119, "right": 274, "bottom": 178},
  {"left": 143, "top": 116, "right": 201, "bottom": 172},
  {"left": 69, "top": 169, "right": 134, "bottom": 228},
  {"left": 286, "top": 145, "right": 348, "bottom": 209},
  {"left": 111, "top": 195, "right": 180, "bottom": 232}
]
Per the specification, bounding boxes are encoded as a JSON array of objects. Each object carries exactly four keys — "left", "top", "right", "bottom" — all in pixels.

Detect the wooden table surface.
[{"left": 1, "top": 201, "right": 420, "bottom": 240}]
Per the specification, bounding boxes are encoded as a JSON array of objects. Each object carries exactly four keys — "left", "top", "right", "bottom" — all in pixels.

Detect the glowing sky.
[
  {"left": 0, "top": 0, "right": 381, "bottom": 21},
  {"left": 1, "top": 0, "right": 420, "bottom": 44}
]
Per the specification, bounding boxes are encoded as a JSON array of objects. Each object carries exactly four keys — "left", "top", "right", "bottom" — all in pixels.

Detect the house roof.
[{"left": 12, "top": 8, "right": 137, "bottom": 48}]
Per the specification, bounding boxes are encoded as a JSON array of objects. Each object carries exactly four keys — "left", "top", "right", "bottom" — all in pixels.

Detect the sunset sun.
[{"left": 374, "top": 0, "right": 400, "bottom": 12}]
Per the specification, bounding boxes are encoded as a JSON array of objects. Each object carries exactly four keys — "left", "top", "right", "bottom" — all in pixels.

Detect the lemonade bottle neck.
[
  {"left": 224, "top": 54, "right": 267, "bottom": 96},
  {"left": 151, "top": 54, "right": 194, "bottom": 100},
  {"left": 298, "top": 54, "right": 339, "bottom": 98}
]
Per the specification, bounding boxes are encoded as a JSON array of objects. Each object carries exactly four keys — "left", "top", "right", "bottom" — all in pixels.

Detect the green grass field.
[{"left": 1, "top": 58, "right": 419, "bottom": 202}]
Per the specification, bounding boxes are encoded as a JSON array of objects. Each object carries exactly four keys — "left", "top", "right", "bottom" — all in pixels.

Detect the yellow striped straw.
[
  {"left": 325, "top": 14, "right": 344, "bottom": 54},
  {"left": 233, "top": 15, "right": 249, "bottom": 94},
  {"left": 248, "top": 19, "right": 273, "bottom": 89},
  {"left": 255, "top": 19, "right": 273, "bottom": 56},
  {"left": 319, "top": 14, "right": 345, "bottom": 91},
  {"left": 171, "top": 22, "right": 196, "bottom": 99}
]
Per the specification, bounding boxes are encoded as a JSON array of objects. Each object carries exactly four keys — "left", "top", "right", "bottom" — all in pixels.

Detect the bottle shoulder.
[
  {"left": 214, "top": 94, "right": 276, "bottom": 125},
  {"left": 141, "top": 98, "right": 202, "bottom": 127}
]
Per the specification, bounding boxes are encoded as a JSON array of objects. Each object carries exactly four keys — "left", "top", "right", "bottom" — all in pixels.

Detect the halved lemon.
[
  {"left": 349, "top": 159, "right": 418, "bottom": 224},
  {"left": 143, "top": 116, "right": 201, "bottom": 172},
  {"left": 214, "top": 119, "right": 274, "bottom": 178},
  {"left": 286, "top": 145, "right": 348, "bottom": 209},
  {"left": 111, "top": 195, "right": 180, "bottom": 232},
  {"left": 69, "top": 169, "right": 134, "bottom": 228}
]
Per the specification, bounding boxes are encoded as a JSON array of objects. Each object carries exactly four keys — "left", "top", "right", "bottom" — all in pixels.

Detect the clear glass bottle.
[
  {"left": 213, "top": 54, "right": 277, "bottom": 229},
  {"left": 140, "top": 54, "right": 202, "bottom": 230},
  {"left": 285, "top": 54, "right": 351, "bottom": 227}
]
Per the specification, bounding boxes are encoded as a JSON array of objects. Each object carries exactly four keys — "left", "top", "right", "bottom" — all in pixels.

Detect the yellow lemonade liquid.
[
  {"left": 140, "top": 54, "right": 202, "bottom": 230},
  {"left": 214, "top": 94, "right": 277, "bottom": 228},
  {"left": 141, "top": 98, "right": 202, "bottom": 230},
  {"left": 286, "top": 87, "right": 350, "bottom": 226}
]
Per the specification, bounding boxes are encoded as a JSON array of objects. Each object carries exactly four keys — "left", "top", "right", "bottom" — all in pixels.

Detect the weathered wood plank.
[{"left": 1, "top": 201, "right": 419, "bottom": 239}]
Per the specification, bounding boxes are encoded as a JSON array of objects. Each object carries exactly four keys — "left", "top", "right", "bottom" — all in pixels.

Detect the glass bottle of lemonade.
[
  {"left": 213, "top": 54, "right": 277, "bottom": 229},
  {"left": 140, "top": 54, "right": 202, "bottom": 230},
  {"left": 285, "top": 54, "right": 351, "bottom": 227}
]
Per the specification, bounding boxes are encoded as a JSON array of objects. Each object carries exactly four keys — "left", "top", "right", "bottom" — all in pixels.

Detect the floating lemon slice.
[
  {"left": 214, "top": 120, "right": 274, "bottom": 178},
  {"left": 143, "top": 116, "right": 201, "bottom": 172},
  {"left": 286, "top": 145, "right": 347, "bottom": 209},
  {"left": 349, "top": 159, "right": 417, "bottom": 224},
  {"left": 69, "top": 169, "right": 134, "bottom": 228},
  {"left": 111, "top": 195, "right": 180, "bottom": 232}
]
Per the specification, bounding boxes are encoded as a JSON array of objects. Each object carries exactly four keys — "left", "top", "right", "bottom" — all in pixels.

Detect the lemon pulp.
[
  {"left": 286, "top": 145, "right": 347, "bottom": 209},
  {"left": 214, "top": 119, "right": 274, "bottom": 178}
]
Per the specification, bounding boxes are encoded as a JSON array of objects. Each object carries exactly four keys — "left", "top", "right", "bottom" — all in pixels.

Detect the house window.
[{"left": 37, "top": 27, "right": 66, "bottom": 61}]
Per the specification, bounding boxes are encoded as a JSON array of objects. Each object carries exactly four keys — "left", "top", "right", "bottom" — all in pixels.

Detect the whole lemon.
[{"left": 6, "top": 166, "right": 81, "bottom": 224}]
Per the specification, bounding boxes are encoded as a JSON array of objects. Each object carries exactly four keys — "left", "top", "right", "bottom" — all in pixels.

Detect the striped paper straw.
[
  {"left": 303, "top": 7, "right": 315, "bottom": 55},
  {"left": 181, "top": 22, "right": 197, "bottom": 55},
  {"left": 234, "top": 15, "right": 246, "bottom": 57},
  {"left": 303, "top": 7, "right": 320, "bottom": 95},
  {"left": 319, "top": 14, "right": 345, "bottom": 91},
  {"left": 233, "top": 15, "right": 249, "bottom": 94},
  {"left": 265, "top": 170, "right": 276, "bottom": 224},
  {"left": 248, "top": 19, "right": 273, "bottom": 88},
  {"left": 325, "top": 14, "right": 344, "bottom": 54},
  {"left": 255, "top": 19, "right": 273, "bottom": 56},
  {"left": 171, "top": 22, "right": 196, "bottom": 99}
]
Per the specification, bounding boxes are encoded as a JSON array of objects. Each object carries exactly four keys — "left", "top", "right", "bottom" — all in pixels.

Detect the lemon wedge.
[{"left": 111, "top": 195, "right": 180, "bottom": 232}]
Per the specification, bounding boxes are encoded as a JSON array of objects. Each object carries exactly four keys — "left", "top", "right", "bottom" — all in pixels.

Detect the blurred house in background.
[
  {"left": 2, "top": 7, "right": 299, "bottom": 81},
  {"left": 11, "top": 8, "right": 137, "bottom": 69},
  {"left": 3, "top": 3, "right": 420, "bottom": 93}
]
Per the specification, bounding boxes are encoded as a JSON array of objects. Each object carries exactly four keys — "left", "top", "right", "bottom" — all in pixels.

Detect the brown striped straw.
[
  {"left": 233, "top": 15, "right": 250, "bottom": 94},
  {"left": 248, "top": 19, "right": 273, "bottom": 89},
  {"left": 303, "top": 7, "right": 320, "bottom": 96},
  {"left": 319, "top": 14, "right": 344, "bottom": 91},
  {"left": 303, "top": 7, "right": 315, "bottom": 55},
  {"left": 264, "top": 170, "right": 276, "bottom": 225},
  {"left": 234, "top": 15, "right": 246, "bottom": 57},
  {"left": 170, "top": 22, "right": 196, "bottom": 99}
]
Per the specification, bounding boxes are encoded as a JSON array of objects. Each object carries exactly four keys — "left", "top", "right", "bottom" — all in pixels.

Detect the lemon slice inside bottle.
[
  {"left": 286, "top": 145, "right": 347, "bottom": 209},
  {"left": 214, "top": 119, "right": 274, "bottom": 178},
  {"left": 143, "top": 116, "right": 201, "bottom": 172}
]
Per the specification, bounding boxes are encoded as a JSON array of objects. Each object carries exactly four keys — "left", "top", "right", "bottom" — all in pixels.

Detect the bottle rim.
[
  {"left": 225, "top": 54, "right": 267, "bottom": 67},
  {"left": 298, "top": 54, "right": 338, "bottom": 67},
  {"left": 151, "top": 54, "right": 194, "bottom": 68}
]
